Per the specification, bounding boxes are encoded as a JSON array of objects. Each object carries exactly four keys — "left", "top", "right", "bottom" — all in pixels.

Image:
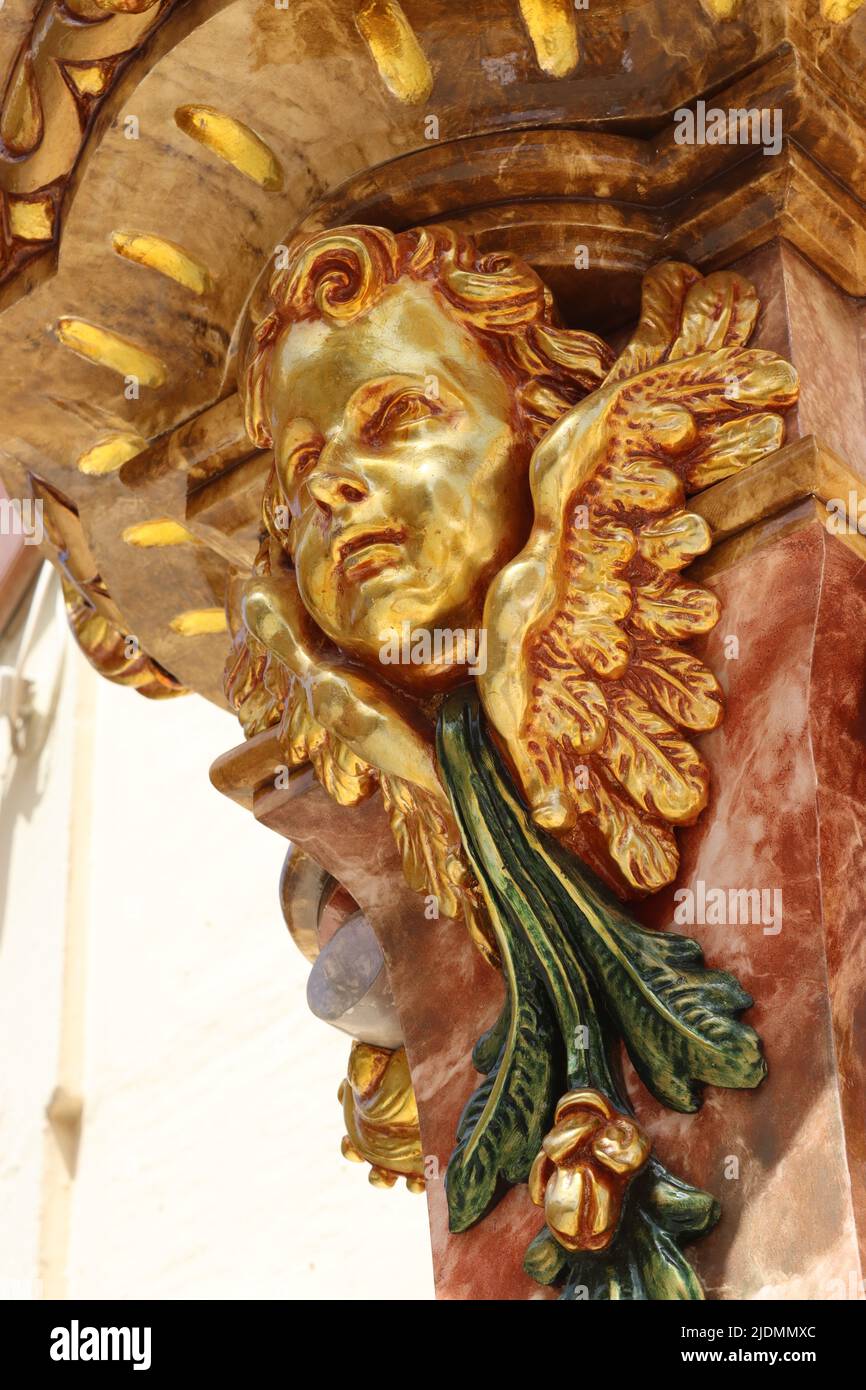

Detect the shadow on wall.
[{"left": 0, "top": 566, "right": 68, "bottom": 946}]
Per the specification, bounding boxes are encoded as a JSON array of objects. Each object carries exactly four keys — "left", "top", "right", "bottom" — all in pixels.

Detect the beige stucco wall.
[{"left": 0, "top": 575, "right": 434, "bottom": 1300}]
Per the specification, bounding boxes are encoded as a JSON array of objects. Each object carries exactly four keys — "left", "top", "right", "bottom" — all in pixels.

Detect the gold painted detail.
[
  {"left": 77, "top": 432, "right": 147, "bottom": 476},
  {"left": 8, "top": 195, "right": 54, "bottom": 241},
  {"left": 174, "top": 105, "right": 284, "bottom": 191},
  {"left": 355, "top": 1, "right": 434, "bottom": 104},
  {"left": 93, "top": 0, "right": 162, "bottom": 11},
  {"left": 61, "top": 62, "right": 112, "bottom": 98},
  {"left": 528, "top": 1090, "right": 650, "bottom": 1252},
  {"left": 55, "top": 318, "right": 166, "bottom": 388},
  {"left": 227, "top": 570, "right": 497, "bottom": 963},
  {"left": 338, "top": 1042, "right": 425, "bottom": 1191},
  {"left": 225, "top": 225, "right": 795, "bottom": 951},
  {"left": 379, "top": 774, "right": 497, "bottom": 967},
  {"left": 122, "top": 518, "right": 196, "bottom": 548},
  {"left": 701, "top": 0, "right": 743, "bottom": 18},
  {"left": 111, "top": 231, "right": 213, "bottom": 294},
  {"left": 0, "top": 0, "right": 175, "bottom": 293},
  {"left": 820, "top": 0, "right": 865, "bottom": 20},
  {"left": 62, "top": 576, "right": 185, "bottom": 699},
  {"left": 0, "top": 52, "right": 42, "bottom": 157},
  {"left": 227, "top": 222, "right": 610, "bottom": 954},
  {"left": 518, "top": 0, "right": 580, "bottom": 77},
  {"left": 32, "top": 478, "right": 185, "bottom": 703},
  {"left": 169, "top": 608, "right": 227, "bottom": 636}
]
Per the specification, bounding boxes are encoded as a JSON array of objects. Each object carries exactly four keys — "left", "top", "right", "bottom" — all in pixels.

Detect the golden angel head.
[
  {"left": 240, "top": 223, "right": 612, "bottom": 692},
  {"left": 232, "top": 223, "right": 797, "bottom": 902}
]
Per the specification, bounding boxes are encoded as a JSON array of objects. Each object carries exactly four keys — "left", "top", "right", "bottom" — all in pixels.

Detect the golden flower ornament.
[{"left": 528, "top": 1090, "right": 651, "bottom": 1253}]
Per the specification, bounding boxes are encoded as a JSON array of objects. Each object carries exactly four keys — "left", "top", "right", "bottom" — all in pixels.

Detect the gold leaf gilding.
[
  {"left": 169, "top": 608, "right": 228, "bottom": 636},
  {"left": 56, "top": 318, "right": 166, "bottom": 388},
  {"left": 77, "top": 432, "right": 147, "bottom": 475},
  {"left": 0, "top": 52, "right": 43, "bottom": 156},
  {"left": 122, "top": 519, "right": 196, "bottom": 548},
  {"left": 480, "top": 262, "right": 797, "bottom": 891},
  {"left": 518, "top": 0, "right": 580, "bottom": 78},
  {"left": 62, "top": 62, "right": 111, "bottom": 98},
  {"left": 224, "top": 229, "right": 796, "bottom": 914},
  {"left": 8, "top": 196, "right": 54, "bottom": 242},
  {"left": 62, "top": 577, "right": 185, "bottom": 699},
  {"left": 355, "top": 0, "right": 434, "bottom": 104},
  {"left": 174, "top": 105, "right": 283, "bottom": 190},
  {"left": 111, "top": 231, "right": 213, "bottom": 295},
  {"left": 339, "top": 1042, "right": 425, "bottom": 1190},
  {"left": 529, "top": 1090, "right": 650, "bottom": 1252},
  {"left": 820, "top": 0, "right": 865, "bottom": 21}
]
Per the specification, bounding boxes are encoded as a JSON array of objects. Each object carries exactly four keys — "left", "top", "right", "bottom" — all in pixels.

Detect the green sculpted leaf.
[
  {"left": 527, "top": 826, "right": 767, "bottom": 1110},
  {"left": 438, "top": 695, "right": 616, "bottom": 1099},
  {"left": 437, "top": 689, "right": 759, "bottom": 1299},
  {"left": 446, "top": 967, "right": 556, "bottom": 1233},
  {"left": 644, "top": 1161, "right": 720, "bottom": 1240},
  {"left": 559, "top": 1219, "right": 705, "bottom": 1302},
  {"left": 439, "top": 702, "right": 566, "bottom": 1233},
  {"left": 457, "top": 711, "right": 766, "bottom": 1112},
  {"left": 524, "top": 1227, "right": 567, "bottom": 1285},
  {"left": 631, "top": 1212, "right": 707, "bottom": 1301},
  {"left": 471, "top": 1002, "right": 510, "bottom": 1074}
]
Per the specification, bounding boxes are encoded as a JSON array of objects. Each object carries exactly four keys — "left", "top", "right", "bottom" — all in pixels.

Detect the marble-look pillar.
[
  {"left": 215, "top": 507, "right": 866, "bottom": 1301},
  {"left": 636, "top": 519, "right": 866, "bottom": 1301},
  {"left": 209, "top": 234, "right": 866, "bottom": 1300}
]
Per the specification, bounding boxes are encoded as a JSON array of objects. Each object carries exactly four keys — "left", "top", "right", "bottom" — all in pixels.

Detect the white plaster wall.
[
  {"left": 0, "top": 580, "right": 75, "bottom": 1301},
  {"left": 0, "top": 576, "right": 434, "bottom": 1301}
]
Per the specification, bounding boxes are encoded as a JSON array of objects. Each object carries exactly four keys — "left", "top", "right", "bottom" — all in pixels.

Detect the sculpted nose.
[{"left": 306, "top": 463, "right": 368, "bottom": 513}]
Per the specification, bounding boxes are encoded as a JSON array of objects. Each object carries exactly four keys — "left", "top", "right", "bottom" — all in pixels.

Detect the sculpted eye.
[
  {"left": 292, "top": 442, "right": 322, "bottom": 478},
  {"left": 276, "top": 419, "right": 325, "bottom": 490},
  {"left": 365, "top": 388, "right": 443, "bottom": 441},
  {"left": 274, "top": 423, "right": 325, "bottom": 516},
  {"left": 281, "top": 437, "right": 323, "bottom": 488}
]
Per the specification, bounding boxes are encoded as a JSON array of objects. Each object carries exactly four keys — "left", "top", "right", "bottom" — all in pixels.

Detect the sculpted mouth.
[{"left": 336, "top": 527, "right": 405, "bottom": 573}]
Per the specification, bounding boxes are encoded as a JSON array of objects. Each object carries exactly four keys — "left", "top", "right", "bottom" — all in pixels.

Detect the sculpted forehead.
[{"left": 267, "top": 278, "right": 511, "bottom": 438}]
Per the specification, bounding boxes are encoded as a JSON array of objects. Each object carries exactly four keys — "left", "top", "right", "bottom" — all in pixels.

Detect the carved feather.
[
  {"left": 480, "top": 263, "right": 798, "bottom": 893},
  {"left": 279, "top": 680, "right": 379, "bottom": 807},
  {"left": 380, "top": 775, "right": 463, "bottom": 917},
  {"left": 606, "top": 263, "right": 759, "bottom": 384}
]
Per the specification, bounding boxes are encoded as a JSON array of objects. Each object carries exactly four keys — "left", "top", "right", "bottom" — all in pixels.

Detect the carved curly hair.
[{"left": 242, "top": 223, "right": 614, "bottom": 450}]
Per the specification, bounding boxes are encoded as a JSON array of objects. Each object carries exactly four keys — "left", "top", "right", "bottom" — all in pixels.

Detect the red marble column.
[
  {"left": 634, "top": 521, "right": 866, "bottom": 1301},
  {"left": 239, "top": 514, "right": 866, "bottom": 1301}
]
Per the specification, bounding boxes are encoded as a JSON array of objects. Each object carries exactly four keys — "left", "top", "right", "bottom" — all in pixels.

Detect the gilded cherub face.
[{"left": 267, "top": 278, "right": 531, "bottom": 689}]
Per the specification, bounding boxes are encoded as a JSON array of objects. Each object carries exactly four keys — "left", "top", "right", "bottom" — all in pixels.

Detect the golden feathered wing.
[{"left": 478, "top": 263, "right": 798, "bottom": 894}]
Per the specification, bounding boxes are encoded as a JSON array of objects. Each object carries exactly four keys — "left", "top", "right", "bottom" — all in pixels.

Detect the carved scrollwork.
[
  {"left": 0, "top": 0, "right": 182, "bottom": 290},
  {"left": 33, "top": 474, "right": 186, "bottom": 698}
]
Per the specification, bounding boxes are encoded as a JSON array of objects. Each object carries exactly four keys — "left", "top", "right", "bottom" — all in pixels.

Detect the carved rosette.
[{"left": 528, "top": 1091, "right": 651, "bottom": 1253}]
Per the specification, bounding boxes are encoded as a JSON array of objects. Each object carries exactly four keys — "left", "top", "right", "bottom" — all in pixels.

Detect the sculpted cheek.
[
  {"left": 294, "top": 533, "right": 331, "bottom": 624},
  {"left": 427, "top": 469, "right": 474, "bottom": 526}
]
